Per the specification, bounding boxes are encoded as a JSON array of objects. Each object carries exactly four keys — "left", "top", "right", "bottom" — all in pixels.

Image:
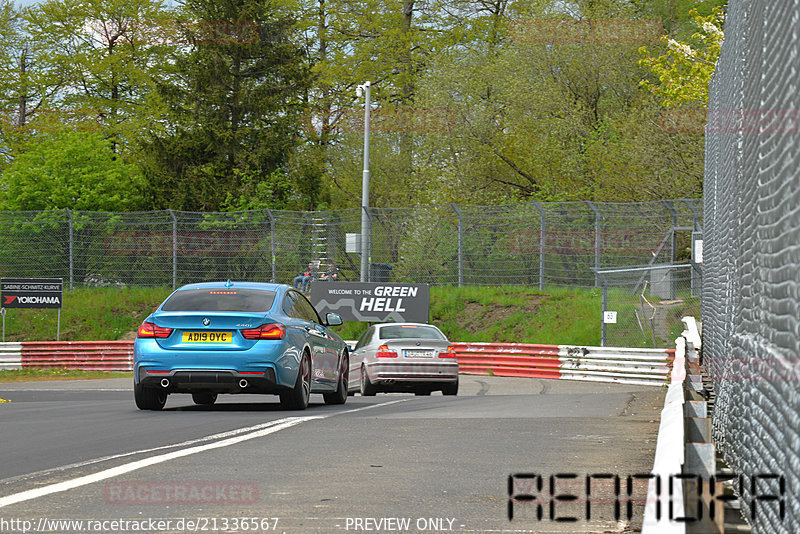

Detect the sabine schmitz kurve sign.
[
  {"left": 1, "top": 278, "right": 63, "bottom": 309},
  {"left": 310, "top": 282, "right": 429, "bottom": 323}
]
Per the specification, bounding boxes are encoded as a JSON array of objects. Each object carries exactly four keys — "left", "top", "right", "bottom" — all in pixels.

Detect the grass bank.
[{"left": 0, "top": 285, "right": 601, "bottom": 346}]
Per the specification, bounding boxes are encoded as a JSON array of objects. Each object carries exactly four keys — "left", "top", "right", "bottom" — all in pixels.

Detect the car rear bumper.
[
  {"left": 138, "top": 368, "right": 282, "bottom": 394},
  {"left": 134, "top": 338, "right": 300, "bottom": 388},
  {"left": 364, "top": 360, "right": 459, "bottom": 383}
]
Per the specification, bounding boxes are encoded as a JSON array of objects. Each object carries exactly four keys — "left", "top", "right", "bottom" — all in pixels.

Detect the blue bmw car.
[{"left": 133, "top": 281, "right": 348, "bottom": 411}]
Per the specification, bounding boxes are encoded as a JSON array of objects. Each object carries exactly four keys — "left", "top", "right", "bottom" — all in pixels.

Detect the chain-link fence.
[
  {"left": 703, "top": 0, "right": 800, "bottom": 531},
  {"left": 596, "top": 263, "right": 700, "bottom": 348},
  {"left": 0, "top": 200, "right": 701, "bottom": 291}
]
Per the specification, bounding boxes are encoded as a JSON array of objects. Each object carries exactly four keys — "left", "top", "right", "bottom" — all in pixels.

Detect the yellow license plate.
[{"left": 182, "top": 331, "right": 232, "bottom": 343}]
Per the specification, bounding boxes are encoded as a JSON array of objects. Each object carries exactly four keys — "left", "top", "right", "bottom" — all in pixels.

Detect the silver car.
[{"left": 351, "top": 323, "right": 458, "bottom": 396}]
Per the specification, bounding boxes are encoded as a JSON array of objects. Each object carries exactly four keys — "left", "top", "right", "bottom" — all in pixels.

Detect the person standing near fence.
[
  {"left": 319, "top": 263, "right": 339, "bottom": 282},
  {"left": 293, "top": 262, "right": 316, "bottom": 292}
]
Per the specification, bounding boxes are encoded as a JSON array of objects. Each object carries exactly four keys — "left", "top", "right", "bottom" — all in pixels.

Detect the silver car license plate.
[{"left": 404, "top": 349, "right": 434, "bottom": 358}]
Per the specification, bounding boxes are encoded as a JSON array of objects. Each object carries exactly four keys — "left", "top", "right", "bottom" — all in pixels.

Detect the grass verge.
[
  {"left": 1, "top": 285, "right": 602, "bottom": 345},
  {"left": 0, "top": 368, "right": 132, "bottom": 382},
  {"left": 334, "top": 285, "right": 601, "bottom": 346}
]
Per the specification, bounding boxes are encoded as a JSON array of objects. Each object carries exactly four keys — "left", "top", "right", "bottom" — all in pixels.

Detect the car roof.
[{"left": 175, "top": 281, "right": 287, "bottom": 292}]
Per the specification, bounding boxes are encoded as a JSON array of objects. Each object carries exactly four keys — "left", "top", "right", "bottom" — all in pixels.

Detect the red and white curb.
[{"left": 0, "top": 343, "right": 23, "bottom": 370}]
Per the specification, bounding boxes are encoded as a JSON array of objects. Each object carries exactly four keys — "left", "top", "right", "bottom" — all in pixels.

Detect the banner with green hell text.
[{"left": 310, "top": 282, "right": 429, "bottom": 323}]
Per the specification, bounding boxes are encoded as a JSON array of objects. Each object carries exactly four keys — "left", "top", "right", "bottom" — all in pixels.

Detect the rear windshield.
[
  {"left": 379, "top": 325, "right": 446, "bottom": 340},
  {"left": 161, "top": 289, "right": 276, "bottom": 312}
]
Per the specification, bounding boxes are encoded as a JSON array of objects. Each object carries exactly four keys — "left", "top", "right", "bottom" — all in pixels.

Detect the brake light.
[
  {"left": 439, "top": 345, "right": 457, "bottom": 358},
  {"left": 241, "top": 323, "right": 286, "bottom": 340},
  {"left": 137, "top": 321, "right": 173, "bottom": 339},
  {"left": 376, "top": 344, "right": 398, "bottom": 358}
]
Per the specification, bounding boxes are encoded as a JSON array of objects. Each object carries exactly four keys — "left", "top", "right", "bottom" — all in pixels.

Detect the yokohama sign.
[{"left": 1, "top": 278, "right": 63, "bottom": 309}]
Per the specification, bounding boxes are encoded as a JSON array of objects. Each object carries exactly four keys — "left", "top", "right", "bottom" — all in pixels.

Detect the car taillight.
[
  {"left": 375, "top": 344, "right": 398, "bottom": 358},
  {"left": 137, "top": 321, "right": 173, "bottom": 339},
  {"left": 439, "top": 345, "right": 457, "bottom": 358},
  {"left": 241, "top": 323, "right": 286, "bottom": 340}
]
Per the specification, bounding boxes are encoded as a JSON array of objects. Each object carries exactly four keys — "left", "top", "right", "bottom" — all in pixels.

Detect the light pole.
[{"left": 356, "top": 81, "right": 371, "bottom": 282}]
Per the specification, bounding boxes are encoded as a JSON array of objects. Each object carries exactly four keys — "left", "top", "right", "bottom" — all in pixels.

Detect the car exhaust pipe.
[
  {"left": 160, "top": 378, "right": 170, "bottom": 388},
  {"left": 239, "top": 379, "right": 248, "bottom": 389}
]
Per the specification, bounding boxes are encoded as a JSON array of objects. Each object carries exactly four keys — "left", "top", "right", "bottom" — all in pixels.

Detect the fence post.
[
  {"left": 662, "top": 200, "right": 678, "bottom": 264},
  {"left": 362, "top": 207, "right": 373, "bottom": 281},
  {"left": 602, "top": 282, "right": 608, "bottom": 347},
  {"left": 65, "top": 208, "right": 73, "bottom": 290},
  {"left": 265, "top": 209, "right": 276, "bottom": 283},
  {"left": 682, "top": 199, "right": 702, "bottom": 232},
  {"left": 531, "top": 200, "right": 545, "bottom": 290},
  {"left": 451, "top": 203, "right": 463, "bottom": 287},
  {"left": 586, "top": 201, "right": 600, "bottom": 287},
  {"left": 168, "top": 209, "right": 177, "bottom": 289},
  {"left": 594, "top": 269, "right": 608, "bottom": 347}
]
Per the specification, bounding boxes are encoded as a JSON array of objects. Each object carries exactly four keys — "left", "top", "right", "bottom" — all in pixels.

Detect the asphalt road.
[{"left": 0, "top": 376, "right": 665, "bottom": 534}]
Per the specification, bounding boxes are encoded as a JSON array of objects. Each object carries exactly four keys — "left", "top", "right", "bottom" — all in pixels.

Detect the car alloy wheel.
[
  {"left": 360, "top": 365, "right": 377, "bottom": 396},
  {"left": 281, "top": 353, "right": 311, "bottom": 410},
  {"left": 323, "top": 353, "right": 348, "bottom": 405}
]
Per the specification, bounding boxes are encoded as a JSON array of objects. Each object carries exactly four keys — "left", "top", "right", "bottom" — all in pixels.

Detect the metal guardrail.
[
  {"left": 0, "top": 341, "right": 133, "bottom": 372},
  {"left": 0, "top": 342, "right": 23, "bottom": 370},
  {"left": 643, "top": 316, "right": 732, "bottom": 533},
  {"left": 453, "top": 342, "right": 674, "bottom": 386},
  {"left": 642, "top": 332, "right": 688, "bottom": 533},
  {"left": 1, "top": 341, "right": 674, "bottom": 386}
]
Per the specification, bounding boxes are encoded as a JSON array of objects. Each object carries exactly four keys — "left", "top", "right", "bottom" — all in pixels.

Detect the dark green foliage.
[{"left": 140, "top": 0, "right": 311, "bottom": 211}]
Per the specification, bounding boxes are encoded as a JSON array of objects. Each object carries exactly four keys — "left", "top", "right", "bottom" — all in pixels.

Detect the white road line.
[
  {"left": 328, "top": 398, "right": 410, "bottom": 416},
  {"left": 0, "top": 399, "right": 404, "bottom": 508},
  {"left": 0, "top": 418, "right": 306, "bottom": 485}
]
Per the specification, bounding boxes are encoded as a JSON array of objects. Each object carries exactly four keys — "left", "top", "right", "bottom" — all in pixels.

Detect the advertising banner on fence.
[
  {"left": 310, "top": 282, "right": 429, "bottom": 323},
  {"left": 1, "top": 278, "right": 63, "bottom": 309}
]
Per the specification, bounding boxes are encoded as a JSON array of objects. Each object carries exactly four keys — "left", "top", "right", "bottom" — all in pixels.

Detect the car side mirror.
[{"left": 325, "top": 312, "right": 343, "bottom": 326}]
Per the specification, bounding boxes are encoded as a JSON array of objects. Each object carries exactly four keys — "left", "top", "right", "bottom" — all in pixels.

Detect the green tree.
[
  {"left": 0, "top": 0, "right": 21, "bottom": 169},
  {"left": 639, "top": 8, "right": 724, "bottom": 108},
  {"left": 297, "top": 0, "right": 453, "bottom": 209},
  {"left": 402, "top": 0, "right": 712, "bottom": 203},
  {"left": 1, "top": 129, "right": 145, "bottom": 211},
  {"left": 141, "top": 0, "right": 311, "bottom": 211},
  {"left": 0, "top": 1, "right": 69, "bottom": 168},
  {"left": 23, "top": 0, "right": 172, "bottom": 149}
]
